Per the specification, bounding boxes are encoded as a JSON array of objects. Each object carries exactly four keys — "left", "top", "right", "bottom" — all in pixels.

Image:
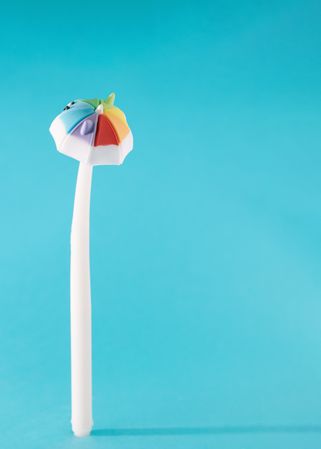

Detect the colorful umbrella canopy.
[{"left": 49, "top": 93, "right": 133, "bottom": 165}]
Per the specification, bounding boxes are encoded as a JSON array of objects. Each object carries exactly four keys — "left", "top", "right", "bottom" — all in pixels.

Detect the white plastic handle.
[{"left": 70, "top": 162, "right": 93, "bottom": 437}]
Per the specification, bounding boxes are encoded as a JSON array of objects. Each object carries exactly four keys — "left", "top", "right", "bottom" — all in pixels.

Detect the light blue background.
[{"left": 0, "top": 1, "right": 321, "bottom": 448}]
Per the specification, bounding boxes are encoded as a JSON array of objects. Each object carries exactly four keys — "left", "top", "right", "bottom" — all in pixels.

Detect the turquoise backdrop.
[{"left": 1, "top": 1, "right": 321, "bottom": 448}]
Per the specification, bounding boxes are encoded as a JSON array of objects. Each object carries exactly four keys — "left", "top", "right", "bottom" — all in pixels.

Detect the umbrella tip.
[
  {"left": 96, "top": 104, "right": 104, "bottom": 114},
  {"left": 106, "top": 92, "right": 115, "bottom": 106}
]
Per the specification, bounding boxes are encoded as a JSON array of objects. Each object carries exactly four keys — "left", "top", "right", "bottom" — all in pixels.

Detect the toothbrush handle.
[{"left": 70, "top": 162, "right": 93, "bottom": 437}]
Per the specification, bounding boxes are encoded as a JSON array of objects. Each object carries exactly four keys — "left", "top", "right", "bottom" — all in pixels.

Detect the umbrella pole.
[{"left": 70, "top": 162, "right": 93, "bottom": 437}]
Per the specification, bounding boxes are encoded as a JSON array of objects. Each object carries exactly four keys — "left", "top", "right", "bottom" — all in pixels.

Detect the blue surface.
[
  {"left": 58, "top": 106, "right": 95, "bottom": 133},
  {"left": 1, "top": 1, "right": 321, "bottom": 448}
]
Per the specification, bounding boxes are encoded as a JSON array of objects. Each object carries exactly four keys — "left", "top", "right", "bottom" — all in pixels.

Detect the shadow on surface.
[{"left": 92, "top": 425, "right": 321, "bottom": 437}]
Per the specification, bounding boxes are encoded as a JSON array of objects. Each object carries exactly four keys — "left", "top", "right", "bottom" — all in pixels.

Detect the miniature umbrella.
[{"left": 49, "top": 93, "right": 133, "bottom": 437}]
